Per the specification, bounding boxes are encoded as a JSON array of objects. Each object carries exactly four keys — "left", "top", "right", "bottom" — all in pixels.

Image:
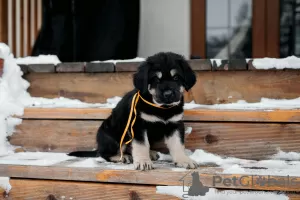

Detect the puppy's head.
[{"left": 133, "top": 52, "right": 196, "bottom": 106}]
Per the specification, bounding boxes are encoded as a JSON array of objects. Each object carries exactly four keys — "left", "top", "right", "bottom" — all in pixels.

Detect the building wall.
[{"left": 138, "top": 0, "right": 190, "bottom": 59}]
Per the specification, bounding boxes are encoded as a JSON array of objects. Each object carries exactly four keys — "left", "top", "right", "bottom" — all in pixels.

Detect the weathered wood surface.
[
  {"left": 24, "top": 71, "right": 300, "bottom": 104},
  {"left": 56, "top": 62, "right": 85, "bottom": 73},
  {"left": 115, "top": 62, "right": 141, "bottom": 72},
  {"left": 22, "top": 108, "right": 300, "bottom": 122},
  {"left": 0, "top": 162, "right": 300, "bottom": 192},
  {"left": 2, "top": 179, "right": 300, "bottom": 200},
  {"left": 85, "top": 62, "right": 115, "bottom": 73},
  {"left": 27, "top": 64, "right": 56, "bottom": 73},
  {"left": 11, "top": 120, "right": 300, "bottom": 160},
  {"left": 1, "top": 179, "right": 177, "bottom": 200}
]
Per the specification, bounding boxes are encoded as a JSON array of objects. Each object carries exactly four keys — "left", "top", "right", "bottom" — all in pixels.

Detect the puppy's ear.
[
  {"left": 180, "top": 59, "right": 196, "bottom": 91},
  {"left": 133, "top": 62, "right": 150, "bottom": 93}
]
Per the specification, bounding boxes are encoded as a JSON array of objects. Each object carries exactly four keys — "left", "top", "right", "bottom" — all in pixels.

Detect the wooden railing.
[{"left": 0, "top": 0, "right": 42, "bottom": 57}]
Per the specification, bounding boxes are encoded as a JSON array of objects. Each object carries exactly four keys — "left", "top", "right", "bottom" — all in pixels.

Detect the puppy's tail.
[{"left": 68, "top": 150, "right": 98, "bottom": 157}]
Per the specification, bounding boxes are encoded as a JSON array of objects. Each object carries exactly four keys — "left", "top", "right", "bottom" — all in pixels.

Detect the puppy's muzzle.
[{"left": 163, "top": 90, "right": 174, "bottom": 99}]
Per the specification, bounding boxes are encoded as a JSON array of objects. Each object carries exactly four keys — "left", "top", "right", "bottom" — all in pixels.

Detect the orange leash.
[{"left": 119, "top": 91, "right": 174, "bottom": 160}]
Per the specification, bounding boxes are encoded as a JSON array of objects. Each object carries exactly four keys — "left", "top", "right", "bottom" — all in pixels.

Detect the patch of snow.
[
  {"left": 184, "top": 97, "right": 300, "bottom": 110},
  {"left": 252, "top": 56, "right": 300, "bottom": 69},
  {"left": 95, "top": 157, "right": 106, "bottom": 162},
  {"left": 228, "top": 96, "right": 233, "bottom": 99},
  {"left": 246, "top": 58, "right": 252, "bottom": 63},
  {"left": 0, "top": 43, "right": 33, "bottom": 193},
  {"left": 185, "top": 127, "right": 193, "bottom": 135},
  {"left": 0, "top": 152, "right": 73, "bottom": 166},
  {"left": 270, "top": 149, "right": 300, "bottom": 161},
  {"left": 24, "top": 96, "right": 121, "bottom": 108},
  {"left": 68, "top": 158, "right": 99, "bottom": 168},
  {"left": 188, "top": 149, "right": 300, "bottom": 177},
  {"left": 0, "top": 177, "right": 11, "bottom": 194},
  {"left": 158, "top": 152, "right": 173, "bottom": 162},
  {"left": 210, "top": 59, "right": 222, "bottom": 67},
  {"left": 171, "top": 168, "right": 187, "bottom": 172},
  {"left": 6, "top": 117, "right": 22, "bottom": 136},
  {"left": 105, "top": 164, "right": 133, "bottom": 170},
  {"left": 15, "top": 55, "right": 61, "bottom": 65},
  {"left": 222, "top": 164, "right": 246, "bottom": 174},
  {"left": 183, "top": 101, "right": 203, "bottom": 110},
  {"left": 156, "top": 186, "right": 288, "bottom": 200},
  {"left": 91, "top": 57, "right": 145, "bottom": 64}
]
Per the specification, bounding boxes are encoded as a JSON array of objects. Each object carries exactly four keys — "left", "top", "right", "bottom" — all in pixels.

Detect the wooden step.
[
  {"left": 10, "top": 119, "right": 300, "bottom": 160},
  {"left": 10, "top": 107, "right": 300, "bottom": 160},
  {"left": 2, "top": 179, "right": 300, "bottom": 200},
  {"left": 0, "top": 153, "right": 300, "bottom": 193},
  {"left": 24, "top": 70, "right": 300, "bottom": 104},
  {"left": 22, "top": 107, "right": 300, "bottom": 122}
]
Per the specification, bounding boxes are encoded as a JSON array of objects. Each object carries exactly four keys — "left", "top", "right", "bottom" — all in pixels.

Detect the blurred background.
[{"left": 0, "top": 0, "right": 297, "bottom": 61}]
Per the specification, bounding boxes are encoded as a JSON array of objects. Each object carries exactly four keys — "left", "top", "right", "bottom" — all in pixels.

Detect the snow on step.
[
  {"left": 156, "top": 186, "right": 289, "bottom": 200},
  {"left": 252, "top": 56, "right": 300, "bottom": 69}
]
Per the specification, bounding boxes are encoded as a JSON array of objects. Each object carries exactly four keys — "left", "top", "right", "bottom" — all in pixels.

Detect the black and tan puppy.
[{"left": 68, "top": 52, "right": 198, "bottom": 170}]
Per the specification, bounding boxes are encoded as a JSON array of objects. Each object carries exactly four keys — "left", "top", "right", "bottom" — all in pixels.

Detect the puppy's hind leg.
[{"left": 150, "top": 150, "right": 160, "bottom": 161}]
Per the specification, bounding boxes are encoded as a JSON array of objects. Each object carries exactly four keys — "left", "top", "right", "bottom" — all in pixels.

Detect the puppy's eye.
[
  {"left": 173, "top": 75, "right": 179, "bottom": 81},
  {"left": 153, "top": 77, "right": 160, "bottom": 83}
]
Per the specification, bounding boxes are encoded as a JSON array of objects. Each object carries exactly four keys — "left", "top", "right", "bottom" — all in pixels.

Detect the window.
[{"left": 206, "top": 0, "right": 253, "bottom": 59}]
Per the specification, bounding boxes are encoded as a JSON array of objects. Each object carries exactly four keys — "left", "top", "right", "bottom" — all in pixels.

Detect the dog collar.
[{"left": 119, "top": 91, "right": 175, "bottom": 160}]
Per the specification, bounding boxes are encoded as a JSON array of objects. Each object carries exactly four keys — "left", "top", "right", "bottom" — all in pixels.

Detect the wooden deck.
[{"left": 2, "top": 63, "right": 300, "bottom": 199}]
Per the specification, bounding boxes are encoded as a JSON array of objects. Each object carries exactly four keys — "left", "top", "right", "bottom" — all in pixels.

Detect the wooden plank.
[
  {"left": 2, "top": 179, "right": 300, "bottom": 200},
  {"left": 25, "top": 73, "right": 135, "bottom": 103},
  {"left": 0, "top": 0, "right": 8, "bottom": 44},
  {"left": 24, "top": 71, "right": 300, "bottom": 104},
  {"left": 1, "top": 164, "right": 300, "bottom": 192},
  {"left": 22, "top": 108, "right": 300, "bottom": 123},
  {"left": 2, "top": 179, "right": 177, "bottom": 200},
  {"left": 115, "top": 62, "right": 140, "bottom": 72},
  {"left": 191, "top": 71, "right": 300, "bottom": 104},
  {"left": 190, "top": 0, "right": 206, "bottom": 58},
  {"left": 252, "top": 0, "right": 266, "bottom": 58},
  {"left": 28, "top": 64, "right": 56, "bottom": 73},
  {"left": 56, "top": 62, "right": 85, "bottom": 73},
  {"left": 115, "top": 60, "right": 212, "bottom": 71},
  {"left": 266, "top": 0, "right": 280, "bottom": 58},
  {"left": 85, "top": 62, "right": 114, "bottom": 73},
  {"left": 11, "top": 120, "right": 300, "bottom": 160}
]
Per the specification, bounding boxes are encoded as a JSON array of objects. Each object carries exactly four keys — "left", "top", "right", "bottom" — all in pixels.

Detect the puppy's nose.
[{"left": 163, "top": 90, "right": 173, "bottom": 98}]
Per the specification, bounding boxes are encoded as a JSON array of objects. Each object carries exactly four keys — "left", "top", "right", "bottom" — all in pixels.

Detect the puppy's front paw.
[
  {"left": 150, "top": 150, "right": 160, "bottom": 161},
  {"left": 174, "top": 157, "right": 198, "bottom": 169},
  {"left": 134, "top": 159, "right": 153, "bottom": 170}
]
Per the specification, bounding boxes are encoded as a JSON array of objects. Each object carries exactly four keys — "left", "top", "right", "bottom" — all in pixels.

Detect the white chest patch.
[{"left": 140, "top": 112, "right": 183, "bottom": 124}]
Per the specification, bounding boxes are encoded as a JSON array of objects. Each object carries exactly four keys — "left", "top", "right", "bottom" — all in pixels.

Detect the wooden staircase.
[{"left": 2, "top": 60, "right": 300, "bottom": 199}]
